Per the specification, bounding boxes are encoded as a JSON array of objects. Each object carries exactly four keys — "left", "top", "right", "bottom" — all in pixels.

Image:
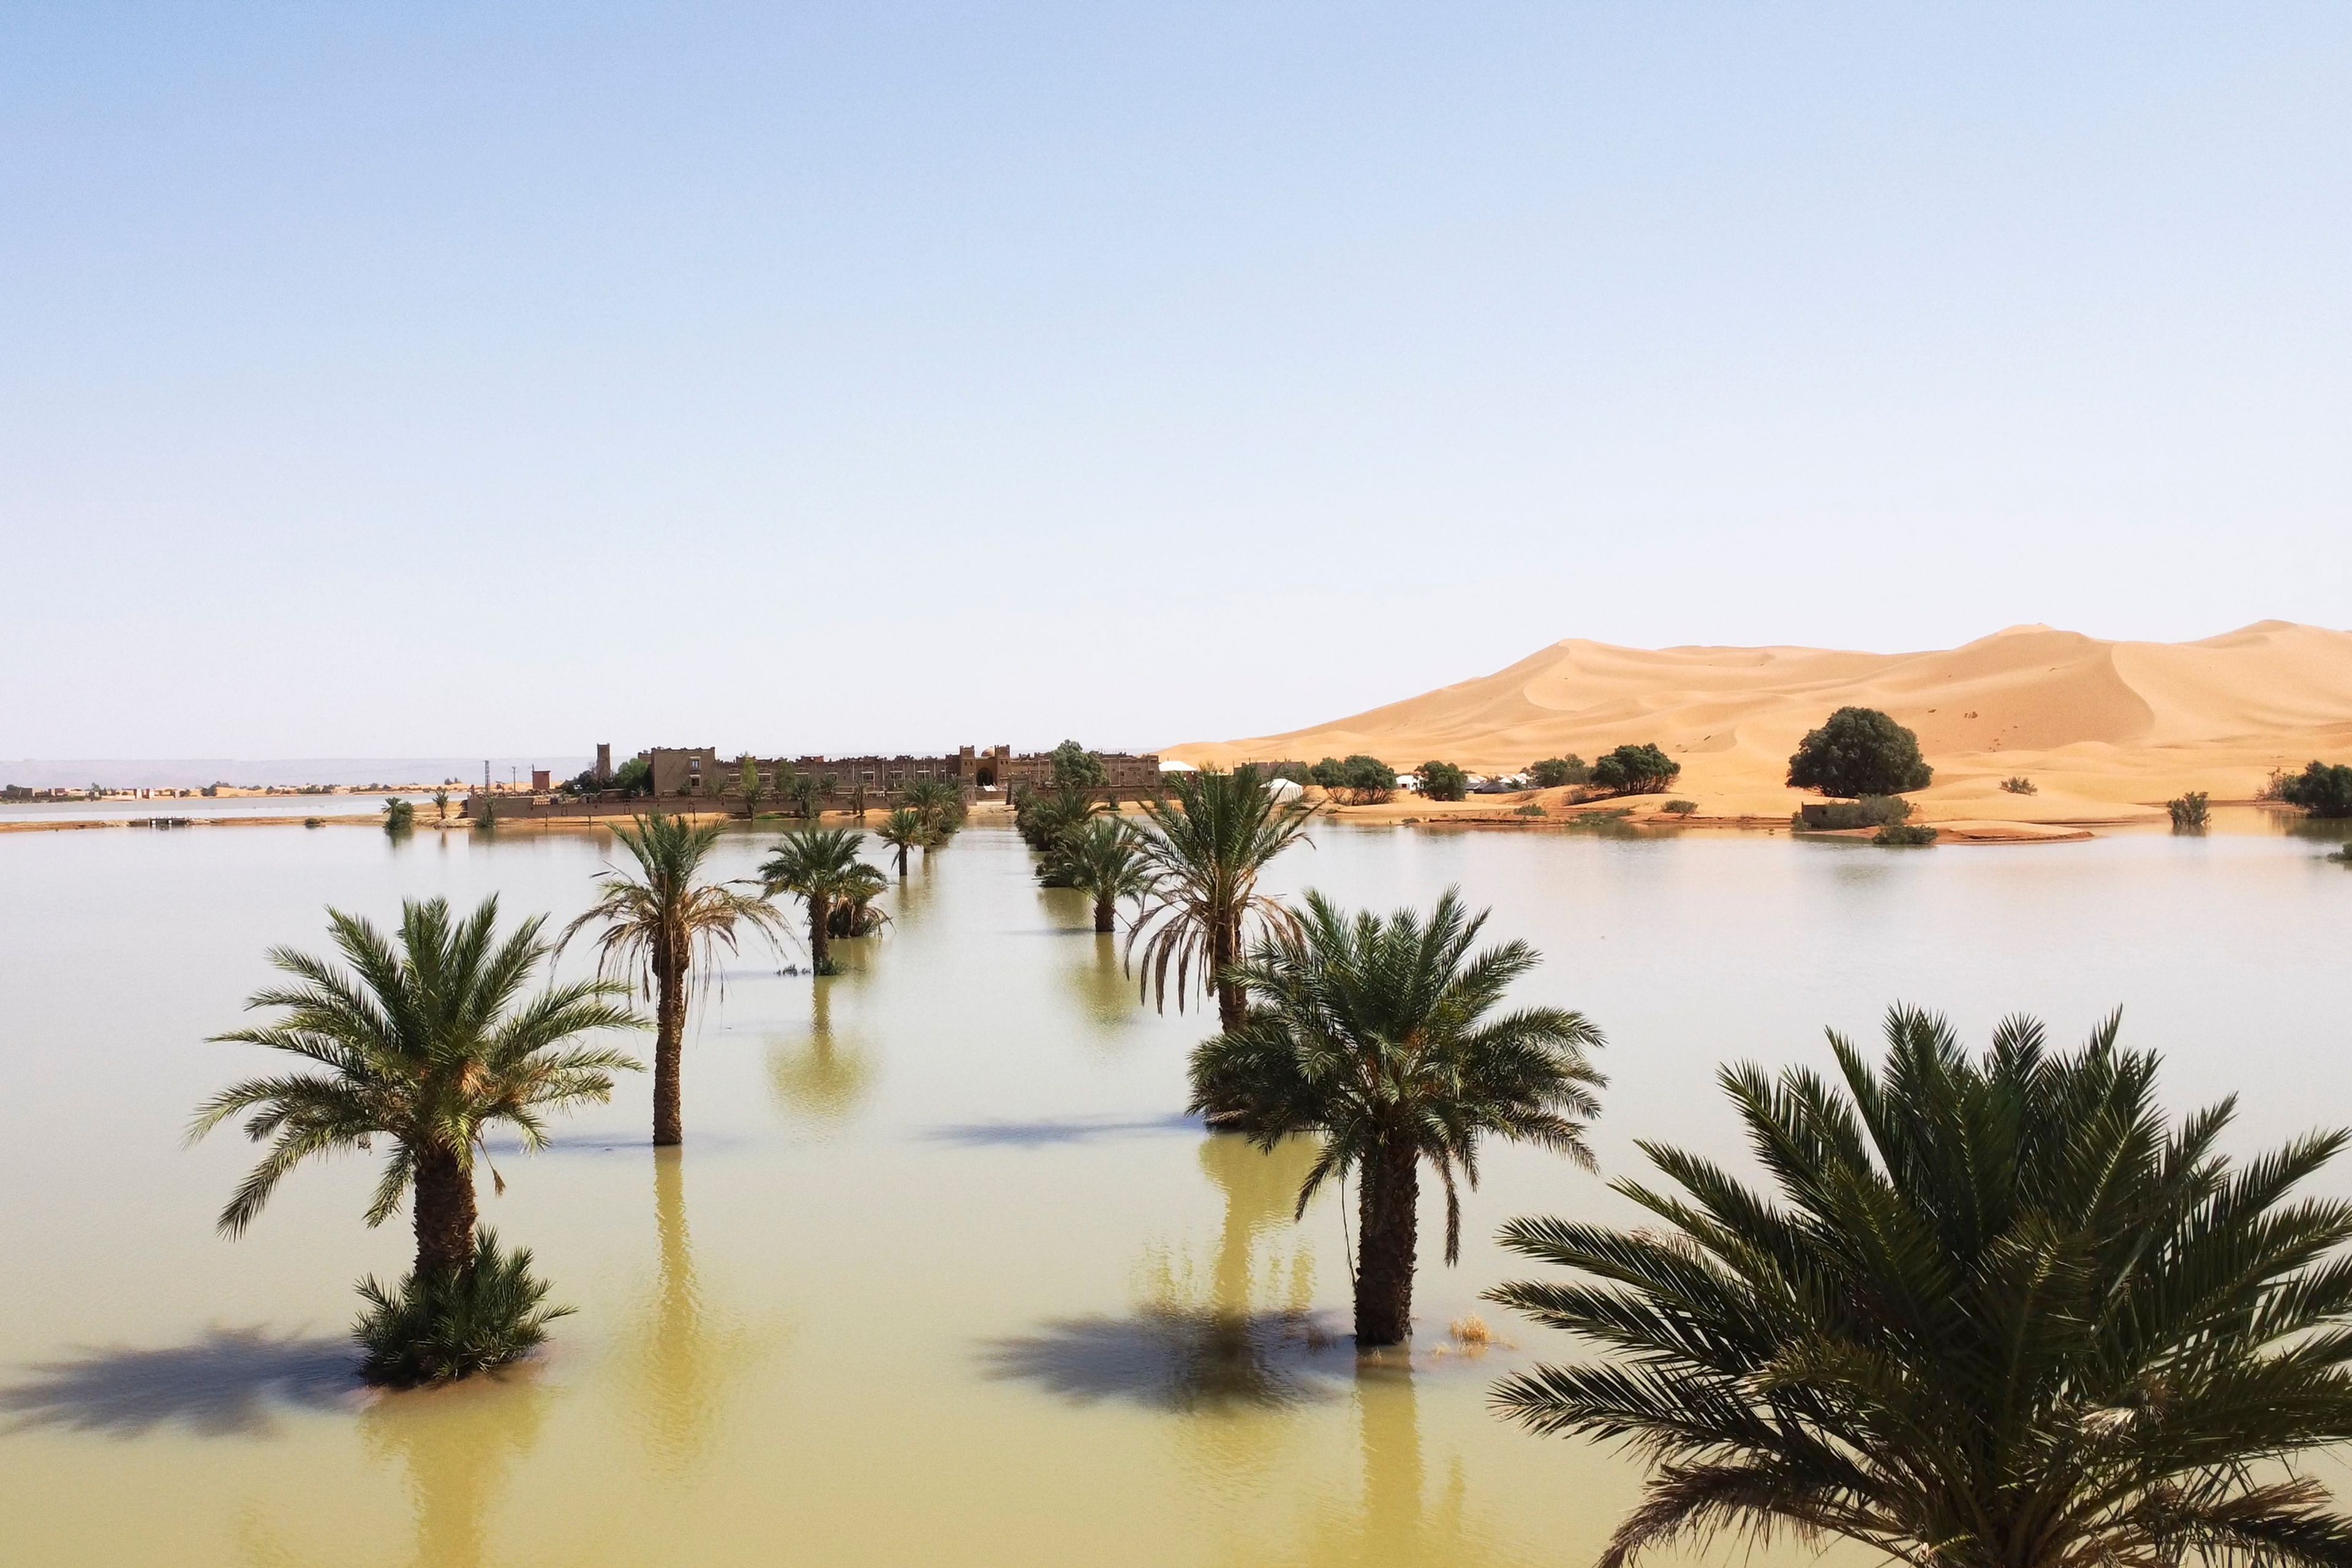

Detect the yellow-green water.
[{"left": 3, "top": 818, "right": 2349, "bottom": 1566}]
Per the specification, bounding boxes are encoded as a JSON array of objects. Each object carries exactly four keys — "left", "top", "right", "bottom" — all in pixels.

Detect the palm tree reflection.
[
  {"left": 629, "top": 1148, "right": 768, "bottom": 1472},
  {"left": 766, "top": 982, "right": 876, "bottom": 1127},
  {"left": 361, "top": 1371, "right": 549, "bottom": 1568}
]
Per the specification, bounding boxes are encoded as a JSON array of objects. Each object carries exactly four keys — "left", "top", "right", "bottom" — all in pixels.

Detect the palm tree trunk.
[
  {"left": 412, "top": 1140, "right": 478, "bottom": 1283},
  {"left": 1095, "top": 892, "right": 1116, "bottom": 933},
  {"left": 1213, "top": 909, "right": 1245, "bottom": 1032},
  {"left": 809, "top": 897, "right": 832, "bottom": 973},
  {"left": 1354, "top": 1137, "right": 1419, "bottom": 1347},
  {"left": 652, "top": 941, "right": 688, "bottom": 1147}
]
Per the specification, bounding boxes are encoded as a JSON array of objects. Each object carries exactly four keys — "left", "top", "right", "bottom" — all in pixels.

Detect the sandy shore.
[{"left": 1167, "top": 621, "right": 2352, "bottom": 834}]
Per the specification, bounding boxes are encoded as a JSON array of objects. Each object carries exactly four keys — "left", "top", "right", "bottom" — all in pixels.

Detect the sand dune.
[{"left": 1166, "top": 622, "right": 2352, "bottom": 824}]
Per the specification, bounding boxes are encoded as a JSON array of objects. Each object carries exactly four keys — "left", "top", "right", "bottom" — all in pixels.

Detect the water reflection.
[
  {"left": 1278, "top": 1368, "right": 1505, "bottom": 1568},
  {"left": 627, "top": 1150, "right": 770, "bottom": 1472},
  {"left": 1062, "top": 932, "right": 1136, "bottom": 1032},
  {"left": 361, "top": 1370, "right": 550, "bottom": 1568},
  {"left": 766, "top": 982, "right": 877, "bottom": 1127}
]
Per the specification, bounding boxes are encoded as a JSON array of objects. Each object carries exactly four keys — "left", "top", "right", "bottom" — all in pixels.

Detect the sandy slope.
[{"left": 1165, "top": 622, "right": 2352, "bottom": 824}]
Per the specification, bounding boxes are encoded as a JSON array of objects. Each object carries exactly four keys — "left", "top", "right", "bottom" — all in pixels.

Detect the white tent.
[{"left": 1265, "top": 776, "right": 1304, "bottom": 802}]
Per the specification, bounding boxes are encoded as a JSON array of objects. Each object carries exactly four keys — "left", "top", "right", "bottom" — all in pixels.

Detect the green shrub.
[
  {"left": 354, "top": 1231, "right": 571, "bottom": 1388},
  {"left": 1513, "top": 804, "right": 1547, "bottom": 818},
  {"left": 1589, "top": 744, "right": 1680, "bottom": 796},
  {"left": 2277, "top": 761, "right": 2352, "bottom": 819},
  {"left": 381, "top": 797, "right": 415, "bottom": 834},
  {"left": 1528, "top": 756, "right": 1589, "bottom": 789},
  {"left": 2000, "top": 776, "right": 2036, "bottom": 795},
  {"left": 1415, "top": 761, "right": 1468, "bottom": 802},
  {"left": 1874, "top": 823, "right": 1938, "bottom": 846},
  {"left": 1787, "top": 707, "right": 1934, "bottom": 798},
  {"left": 304, "top": 816, "right": 324, "bottom": 829},
  {"left": 1310, "top": 755, "right": 1397, "bottom": 804},
  {"left": 1049, "top": 741, "right": 1108, "bottom": 791},
  {"left": 1800, "top": 796, "right": 1913, "bottom": 831},
  {"left": 2168, "top": 792, "right": 2211, "bottom": 831},
  {"left": 1660, "top": 799, "right": 1698, "bottom": 815}
]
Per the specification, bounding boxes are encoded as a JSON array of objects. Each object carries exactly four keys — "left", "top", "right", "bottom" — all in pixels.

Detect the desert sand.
[{"left": 1166, "top": 622, "right": 2352, "bottom": 827}]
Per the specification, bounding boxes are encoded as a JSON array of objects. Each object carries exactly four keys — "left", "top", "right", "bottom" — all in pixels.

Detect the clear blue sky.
[{"left": 4, "top": 4, "right": 2346, "bottom": 761}]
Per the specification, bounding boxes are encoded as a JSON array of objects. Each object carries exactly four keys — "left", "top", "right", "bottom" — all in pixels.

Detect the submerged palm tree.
[
  {"left": 902, "top": 778, "right": 961, "bottom": 842},
  {"left": 562, "top": 814, "right": 786, "bottom": 1147},
  {"left": 760, "top": 828, "right": 870, "bottom": 975},
  {"left": 1489, "top": 1006, "right": 2352, "bottom": 1568},
  {"left": 1129, "top": 766, "right": 1316, "bottom": 1031},
  {"left": 1047, "top": 814, "right": 1152, "bottom": 933},
  {"left": 825, "top": 862, "right": 892, "bottom": 939},
  {"left": 191, "top": 897, "right": 643, "bottom": 1284},
  {"left": 1190, "top": 889, "right": 1604, "bottom": 1347},
  {"left": 875, "top": 807, "right": 931, "bottom": 877}
]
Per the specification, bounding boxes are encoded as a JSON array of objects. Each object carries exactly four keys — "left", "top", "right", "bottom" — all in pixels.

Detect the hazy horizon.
[{"left": 6, "top": 4, "right": 2348, "bottom": 758}]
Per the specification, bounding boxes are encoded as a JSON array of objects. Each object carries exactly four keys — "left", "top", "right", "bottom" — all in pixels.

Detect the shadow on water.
[
  {"left": 923, "top": 1112, "right": 1197, "bottom": 1147},
  {"left": 982, "top": 1133, "right": 1339, "bottom": 1414},
  {"left": 0, "top": 1326, "right": 355, "bottom": 1438},
  {"left": 981, "top": 1305, "right": 1341, "bottom": 1412}
]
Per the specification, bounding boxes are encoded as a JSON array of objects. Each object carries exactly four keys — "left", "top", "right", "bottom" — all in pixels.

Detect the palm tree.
[
  {"left": 875, "top": 807, "right": 930, "bottom": 877},
  {"left": 1016, "top": 778, "right": 1106, "bottom": 853},
  {"left": 1488, "top": 1007, "right": 2352, "bottom": 1568},
  {"left": 1047, "top": 814, "right": 1152, "bottom": 933},
  {"left": 783, "top": 771, "right": 820, "bottom": 822},
  {"left": 190, "top": 897, "right": 643, "bottom": 1284},
  {"left": 1189, "top": 889, "right": 1604, "bottom": 1348},
  {"left": 760, "top": 828, "right": 870, "bottom": 975},
  {"left": 432, "top": 789, "right": 452, "bottom": 824},
  {"left": 903, "top": 778, "right": 960, "bottom": 841},
  {"left": 1129, "top": 765, "right": 1316, "bottom": 1032},
  {"left": 824, "top": 862, "right": 891, "bottom": 939},
  {"left": 562, "top": 814, "right": 786, "bottom": 1147}
]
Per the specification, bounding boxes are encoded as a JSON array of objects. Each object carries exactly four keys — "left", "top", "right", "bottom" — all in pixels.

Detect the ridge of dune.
[{"left": 1164, "top": 622, "right": 2352, "bottom": 824}]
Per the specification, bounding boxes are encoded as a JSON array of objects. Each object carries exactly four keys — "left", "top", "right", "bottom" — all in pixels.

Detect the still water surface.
[{"left": 1, "top": 820, "right": 2347, "bottom": 1566}]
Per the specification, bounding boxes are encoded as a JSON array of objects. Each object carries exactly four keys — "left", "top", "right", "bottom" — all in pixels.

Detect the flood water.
[{"left": 2, "top": 817, "right": 2348, "bottom": 1566}]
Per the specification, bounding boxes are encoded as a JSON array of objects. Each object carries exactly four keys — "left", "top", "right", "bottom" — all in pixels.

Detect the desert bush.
[
  {"left": 1874, "top": 823, "right": 1938, "bottom": 846},
  {"left": 1787, "top": 707, "right": 1934, "bottom": 798},
  {"left": 1660, "top": 799, "right": 1698, "bottom": 815},
  {"left": 1799, "top": 796, "right": 1913, "bottom": 831},
  {"left": 1415, "top": 761, "right": 1468, "bottom": 802},
  {"left": 381, "top": 797, "right": 415, "bottom": 834},
  {"left": 355, "top": 1231, "right": 571, "bottom": 1388},
  {"left": 2168, "top": 791, "right": 2211, "bottom": 831},
  {"left": 2277, "top": 761, "right": 2352, "bottom": 819},
  {"left": 1589, "top": 744, "right": 1680, "bottom": 796},
  {"left": 2000, "top": 776, "right": 2036, "bottom": 795},
  {"left": 1310, "top": 754, "right": 1397, "bottom": 804},
  {"left": 1513, "top": 804, "right": 1547, "bottom": 818},
  {"left": 1527, "top": 756, "right": 1589, "bottom": 789},
  {"left": 304, "top": 817, "right": 323, "bottom": 829}
]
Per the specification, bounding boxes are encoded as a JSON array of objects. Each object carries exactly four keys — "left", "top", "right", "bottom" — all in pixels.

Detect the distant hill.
[{"left": 1164, "top": 622, "right": 2352, "bottom": 823}]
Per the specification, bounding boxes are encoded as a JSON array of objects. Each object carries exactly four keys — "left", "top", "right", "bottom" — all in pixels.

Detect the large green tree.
[
  {"left": 1128, "top": 766, "right": 1317, "bottom": 1031},
  {"left": 562, "top": 814, "right": 785, "bottom": 1147},
  {"left": 1189, "top": 889, "right": 1604, "bottom": 1347},
  {"left": 1490, "top": 1006, "right": 2352, "bottom": 1568},
  {"left": 1787, "top": 706, "right": 1934, "bottom": 797},
  {"left": 192, "top": 897, "right": 643, "bottom": 1284},
  {"left": 760, "top": 828, "right": 872, "bottom": 975}
]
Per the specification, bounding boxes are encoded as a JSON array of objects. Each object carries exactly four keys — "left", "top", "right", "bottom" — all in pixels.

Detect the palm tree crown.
[
  {"left": 760, "top": 827, "right": 872, "bottom": 975},
  {"left": 1128, "top": 765, "right": 1316, "bottom": 1031},
  {"left": 1489, "top": 1006, "right": 2352, "bottom": 1568},
  {"left": 1191, "top": 888, "right": 1604, "bottom": 1346},
  {"left": 191, "top": 896, "right": 643, "bottom": 1280},
  {"left": 562, "top": 813, "right": 785, "bottom": 1147}
]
